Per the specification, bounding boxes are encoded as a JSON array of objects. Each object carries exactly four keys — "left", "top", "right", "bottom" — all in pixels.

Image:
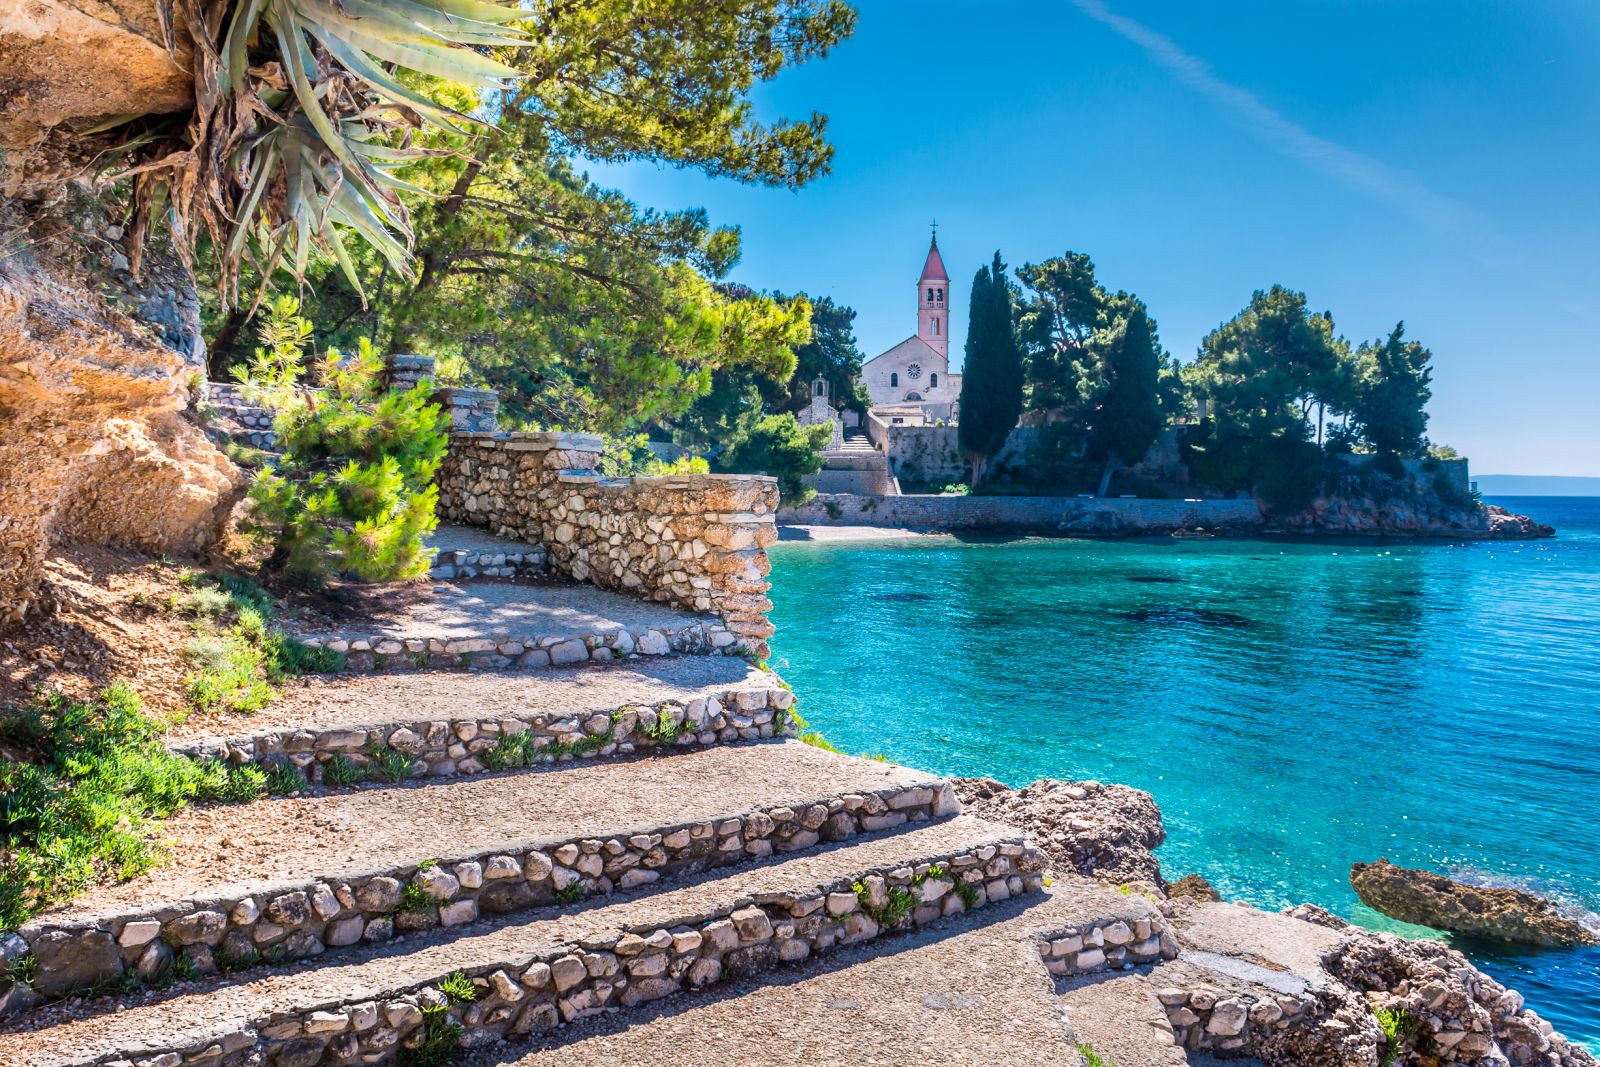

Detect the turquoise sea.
[{"left": 767, "top": 496, "right": 1600, "bottom": 1049}]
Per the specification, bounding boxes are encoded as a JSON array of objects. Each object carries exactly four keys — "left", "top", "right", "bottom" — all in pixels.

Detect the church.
[{"left": 859, "top": 233, "right": 963, "bottom": 423}]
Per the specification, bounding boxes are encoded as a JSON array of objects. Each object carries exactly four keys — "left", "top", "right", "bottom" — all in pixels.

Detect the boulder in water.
[{"left": 1350, "top": 859, "right": 1598, "bottom": 947}]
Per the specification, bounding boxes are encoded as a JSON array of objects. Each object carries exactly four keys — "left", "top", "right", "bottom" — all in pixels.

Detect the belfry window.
[
  {"left": 927, "top": 288, "right": 935, "bottom": 302},
  {"left": 936, "top": 288, "right": 944, "bottom": 302}
]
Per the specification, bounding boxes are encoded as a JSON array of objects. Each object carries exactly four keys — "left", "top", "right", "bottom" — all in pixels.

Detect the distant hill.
[{"left": 1476, "top": 475, "right": 1600, "bottom": 497}]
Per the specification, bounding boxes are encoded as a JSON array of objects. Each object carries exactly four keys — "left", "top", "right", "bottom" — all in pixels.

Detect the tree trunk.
[
  {"left": 1096, "top": 454, "right": 1117, "bottom": 498},
  {"left": 968, "top": 453, "right": 985, "bottom": 488}
]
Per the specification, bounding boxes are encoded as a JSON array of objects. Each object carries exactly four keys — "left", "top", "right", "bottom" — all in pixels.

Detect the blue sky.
[{"left": 591, "top": 0, "right": 1600, "bottom": 476}]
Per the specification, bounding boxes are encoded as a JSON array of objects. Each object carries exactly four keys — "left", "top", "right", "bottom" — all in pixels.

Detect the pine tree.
[
  {"left": 957, "top": 252, "right": 1024, "bottom": 484},
  {"left": 1353, "top": 322, "right": 1432, "bottom": 457},
  {"left": 1088, "top": 307, "right": 1165, "bottom": 496},
  {"left": 237, "top": 297, "right": 447, "bottom": 583}
]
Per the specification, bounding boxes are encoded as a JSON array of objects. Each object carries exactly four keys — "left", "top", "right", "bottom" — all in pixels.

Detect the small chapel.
[{"left": 859, "top": 232, "right": 963, "bottom": 423}]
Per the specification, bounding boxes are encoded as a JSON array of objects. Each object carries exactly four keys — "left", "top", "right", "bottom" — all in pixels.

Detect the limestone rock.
[{"left": 1351, "top": 859, "right": 1598, "bottom": 947}]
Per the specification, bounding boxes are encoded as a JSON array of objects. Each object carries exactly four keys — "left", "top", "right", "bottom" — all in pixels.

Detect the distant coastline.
[{"left": 1477, "top": 475, "right": 1600, "bottom": 497}]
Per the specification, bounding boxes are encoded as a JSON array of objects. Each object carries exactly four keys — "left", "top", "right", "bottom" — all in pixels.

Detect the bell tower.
[{"left": 916, "top": 230, "right": 949, "bottom": 360}]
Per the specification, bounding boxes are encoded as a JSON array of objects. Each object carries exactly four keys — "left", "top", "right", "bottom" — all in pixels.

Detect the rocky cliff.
[
  {"left": 0, "top": 2, "right": 240, "bottom": 630},
  {"left": 0, "top": 217, "right": 240, "bottom": 629}
]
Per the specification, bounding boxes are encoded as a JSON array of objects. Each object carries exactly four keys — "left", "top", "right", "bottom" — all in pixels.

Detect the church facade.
[{"left": 859, "top": 234, "right": 962, "bottom": 423}]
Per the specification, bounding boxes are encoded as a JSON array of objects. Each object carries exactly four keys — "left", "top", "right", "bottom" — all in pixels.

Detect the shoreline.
[{"left": 776, "top": 524, "right": 939, "bottom": 543}]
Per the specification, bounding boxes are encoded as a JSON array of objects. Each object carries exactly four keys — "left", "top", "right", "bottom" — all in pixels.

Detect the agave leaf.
[
  {"left": 419, "top": 0, "right": 528, "bottom": 25},
  {"left": 324, "top": 222, "right": 366, "bottom": 299},
  {"left": 299, "top": 0, "right": 527, "bottom": 47},
  {"left": 305, "top": 22, "right": 480, "bottom": 133},
  {"left": 315, "top": 19, "right": 522, "bottom": 84},
  {"left": 222, "top": 0, "right": 272, "bottom": 93}
]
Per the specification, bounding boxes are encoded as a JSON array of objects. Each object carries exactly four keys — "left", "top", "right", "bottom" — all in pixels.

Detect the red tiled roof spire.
[{"left": 919, "top": 233, "right": 948, "bottom": 282}]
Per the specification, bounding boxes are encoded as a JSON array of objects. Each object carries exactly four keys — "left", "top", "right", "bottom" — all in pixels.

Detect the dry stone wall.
[
  {"left": 57, "top": 839, "right": 1036, "bottom": 1067},
  {"left": 176, "top": 683, "right": 798, "bottom": 783},
  {"left": 1039, "top": 913, "right": 1178, "bottom": 976},
  {"left": 15, "top": 779, "right": 960, "bottom": 1003},
  {"left": 438, "top": 432, "right": 779, "bottom": 657}
]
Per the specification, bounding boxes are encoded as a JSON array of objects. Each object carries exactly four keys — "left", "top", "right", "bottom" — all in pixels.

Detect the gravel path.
[
  {"left": 297, "top": 579, "right": 711, "bottom": 640},
  {"left": 479, "top": 882, "right": 1140, "bottom": 1067},
  {"left": 39, "top": 742, "right": 939, "bottom": 923},
  {"left": 1058, "top": 969, "right": 1188, "bottom": 1066},
  {"left": 166, "top": 657, "right": 772, "bottom": 741},
  {"left": 429, "top": 523, "right": 542, "bottom": 555},
  {"left": 4, "top": 817, "right": 1017, "bottom": 1067}
]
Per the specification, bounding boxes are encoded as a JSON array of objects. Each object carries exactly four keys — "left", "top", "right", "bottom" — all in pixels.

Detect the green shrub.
[
  {"left": 0, "top": 684, "right": 264, "bottom": 930},
  {"left": 1077, "top": 1042, "right": 1112, "bottom": 1067},
  {"left": 400, "top": 1004, "right": 465, "bottom": 1067},
  {"left": 439, "top": 970, "right": 477, "bottom": 1003},
  {"left": 264, "top": 763, "right": 308, "bottom": 795},
  {"left": 178, "top": 571, "right": 344, "bottom": 716},
  {"left": 716, "top": 413, "right": 832, "bottom": 507},
  {"left": 236, "top": 296, "right": 447, "bottom": 584}
]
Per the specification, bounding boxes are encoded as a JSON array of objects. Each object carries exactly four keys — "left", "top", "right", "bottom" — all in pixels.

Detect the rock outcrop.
[
  {"left": 1351, "top": 859, "right": 1599, "bottom": 947},
  {"left": 0, "top": 0, "right": 193, "bottom": 196},
  {"left": 952, "top": 776, "right": 1165, "bottom": 889},
  {"left": 1485, "top": 504, "right": 1556, "bottom": 540},
  {"left": 1280, "top": 904, "right": 1597, "bottom": 1067},
  {"left": 0, "top": 228, "right": 241, "bottom": 630}
]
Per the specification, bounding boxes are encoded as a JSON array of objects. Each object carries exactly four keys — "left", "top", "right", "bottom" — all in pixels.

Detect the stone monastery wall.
[{"left": 437, "top": 432, "right": 779, "bottom": 658}]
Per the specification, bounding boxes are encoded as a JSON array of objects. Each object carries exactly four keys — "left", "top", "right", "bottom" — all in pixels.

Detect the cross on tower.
[{"left": 930, "top": 219, "right": 938, "bottom": 235}]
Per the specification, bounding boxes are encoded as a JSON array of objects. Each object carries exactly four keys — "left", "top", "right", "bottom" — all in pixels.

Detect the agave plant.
[{"left": 115, "top": 0, "right": 527, "bottom": 305}]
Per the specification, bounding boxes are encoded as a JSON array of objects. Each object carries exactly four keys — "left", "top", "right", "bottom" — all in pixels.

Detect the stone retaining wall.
[
  {"left": 175, "top": 684, "right": 798, "bottom": 783},
  {"left": 783, "top": 493, "right": 1263, "bottom": 535},
  {"left": 1038, "top": 913, "right": 1179, "bottom": 976},
  {"left": 1158, "top": 982, "right": 1317, "bottom": 1056},
  {"left": 67, "top": 839, "right": 1038, "bottom": 1067},
  {"left": 16, "top": 780, "right": 961, "bottom": 1000},
  {"left": 298, "top": 617, "right": 734, "bottom": 674},
  {"left": 438, "top": 433, "right": 779, "bottom": 657}
]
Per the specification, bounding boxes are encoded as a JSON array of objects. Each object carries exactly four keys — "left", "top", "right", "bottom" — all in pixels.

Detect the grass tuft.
[
  {"left": 321, "top": 754, "right": 365, "bottom": 788},
  {"left": 177, "top": 571, "right": 344, "bottom": 717}
]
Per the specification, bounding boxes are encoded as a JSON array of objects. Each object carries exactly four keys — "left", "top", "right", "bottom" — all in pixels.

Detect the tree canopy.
[
  {"left": 1086, "top": 307, "right": 1165, "bottom": 496},
  {"left": 1352, "top": 323, "right": 1433, "bottom": 457},
  {"left": 957, "top": 252, "right": 1024, "bottom": 483},
  {"left": 203, "top": 0, "right": 857, "bottom": 441}
]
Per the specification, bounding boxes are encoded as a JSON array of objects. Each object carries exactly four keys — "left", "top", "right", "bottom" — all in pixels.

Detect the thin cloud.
[{"left": 1068, "top": 0, "right": 1484, "bottom": 243}]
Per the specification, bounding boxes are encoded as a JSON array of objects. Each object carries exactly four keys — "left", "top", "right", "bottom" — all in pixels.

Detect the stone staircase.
[
  {"left": 201, "top": 382, "right": 279, "bottom": 451},
  {"left": 806, "top": 429, "right": 899, "bottom": 497},
  {"left": 0, "top": 639, "right": 1053, "bottom": 1067}
]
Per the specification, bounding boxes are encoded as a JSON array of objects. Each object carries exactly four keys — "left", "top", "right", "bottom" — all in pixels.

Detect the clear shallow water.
[{"left": 767, "top": 496, "right": 1600, "bottom": 1049}]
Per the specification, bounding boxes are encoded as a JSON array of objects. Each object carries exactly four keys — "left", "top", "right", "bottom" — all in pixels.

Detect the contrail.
[{"left": 1068, "top": 0, "right": 1486, "bottom": 246}]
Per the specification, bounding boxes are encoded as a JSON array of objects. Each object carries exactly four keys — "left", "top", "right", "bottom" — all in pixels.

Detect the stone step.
[
  {"left": 1, "top": 816, "right": 1039, "bottom": 1067},
  {"left": 426, "top": 523, "right": 546, "bottom": 581},
  {"left": 1156, "top": 902, "right": 1339, "bottom": 1059},
  {"left": 10, "top": 742, "right": 957, "bottom": 1006},
  {"left": 475, "top": 880, "right": 1170, "bottom": 1067},
  {"left": 288, "top": 579, "right": 741, "bottom": 674},
  {"left": 167, "top": 658, "right": 794, "bottom": 785},
  {"left": 1059, "top": 969, "right": 1189, "bottom": 1067}
]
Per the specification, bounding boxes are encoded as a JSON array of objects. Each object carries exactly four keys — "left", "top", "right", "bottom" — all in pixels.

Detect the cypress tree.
[
  {"left": 1088, "top": 307, "right": 1164, "bottom": 496},
  {"left": 957, "top": 252, "right": 1023, "bottom": 484}
]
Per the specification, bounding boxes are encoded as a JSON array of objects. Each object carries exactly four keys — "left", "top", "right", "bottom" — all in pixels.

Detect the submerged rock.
[
  {"left": 1350, "top": 859, "right": 1599, "bottom": 947},
  {"left": 1118, "top": 606, "right": 1252, "bottom": 629}
]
